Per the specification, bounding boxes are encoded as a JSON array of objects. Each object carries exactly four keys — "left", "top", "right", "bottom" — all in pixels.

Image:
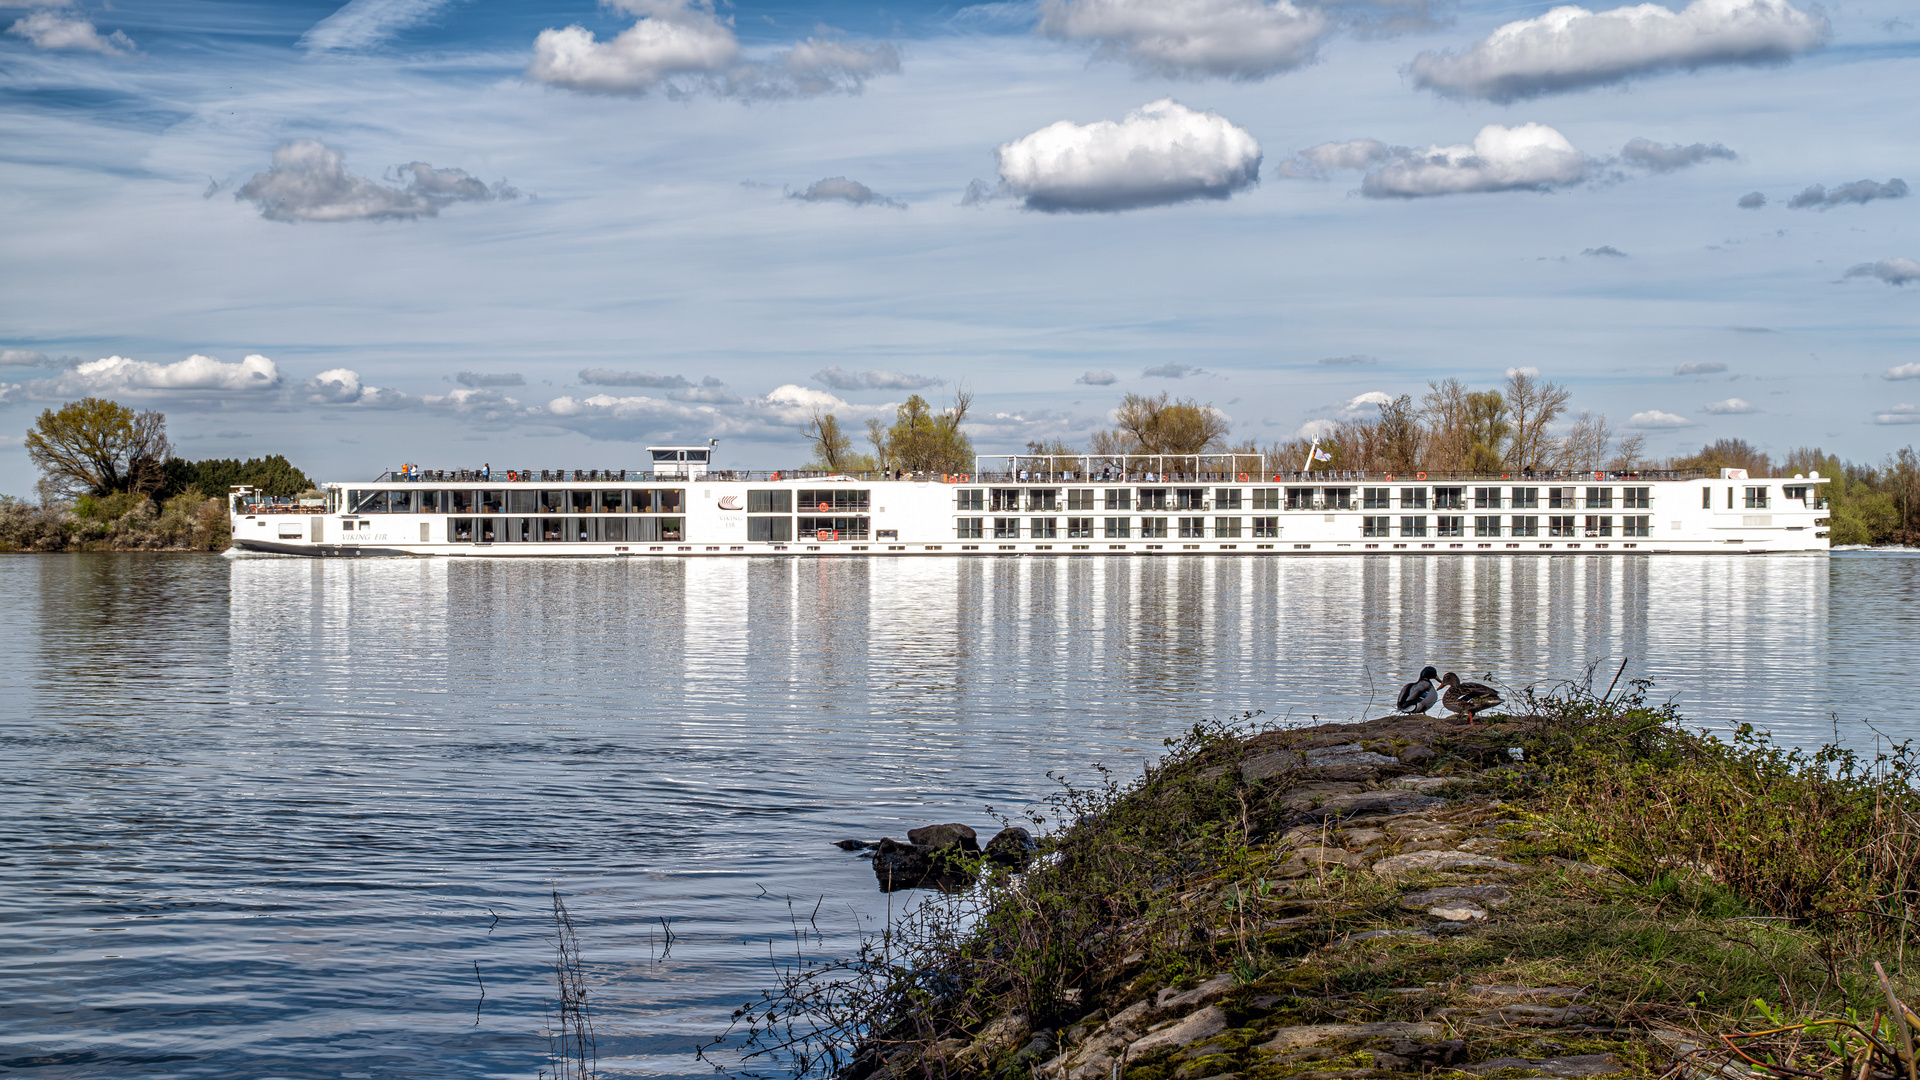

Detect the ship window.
[
  {"left": 477, "top": 517, "right": 498, "bottom": 543},
  {"left": 1549, "top": 515, "right": 1576, "bottom": 537},
  {"left": 600, "top": 490, "right": 625, "bottom": 513},
  {"left": 1703, "top": 488, "right": 1712, "bottom": 509},
  {"left": 1548, "top": 487, "right": 1576, "bottom": 509},
  {"left": 1215, "top": 517, "right": 1241, "bottom": 538},
  {"left": 655, "top": 490, "right": 683, "bottom": 513},
  {"left": 1323, "top": 487, "right": 1352, "bottom": 510},
  {"left": 989, "top": 489, "right": 1021, "bottom": 512},
  {"left": 1362, "top": 488, "right": 1391, "bottom": 510},
  {"left": 1363, "top": 516, "right": 1390, "bottom": 537},
  {"left": 571, "top": 491, "right": 595, "bottom": 513},
  {"left": 602, "top": 518, "right": 627, "bottom": 542},
  {"left": 1137, "top": 488, "right": 1170, "bottom": 510},
  {"left": 1032, "top": 517, "right": 1057, "bottom": 538},
  {"left": 1585, "top": 487, "right": 1613, "bottom": 509},
  {"left": 1437, "top": 516, "right": 1464, "bottom": 537},
  {"left": 1066, "top": 489, "right": 1096, "bottom": 511},
  {"left": 388, "top": 489, "right": 415, "bottom": 514},
  {"left": 1285, "top": 488, "right": 1314, "bottom": 510},
  {"left": 1251, "top": 488, "right": 1280, "bottom": 511},
  {"left": 1067, "top": 517, "right": 1094, "bottom": 538},
  {"left": 799, "top": 489, "right": 870, "bottom": 513},
  {"left": 956, "top": 517, "right": 983, "bottom": 539},
  {"left": 1585, "top": 515, "right": 1613, "bottom": 537},
  {"left": 652, "top": 449, "right": 680, "bottom": 462},
  {"left": 993, "top": 517, "right": 1019, "bottom": 538},
  {"left": 659, "top": 518, "right": 683, "bottom": 541},
  {"left": 1400, "top": 516, "right": 1428, "bottom": 537},
  {"left": 1400, "top": 488, "right": 1427, "bottom": 509},
  {"left": 1624, "top": 487, "right": 1651, "bottom": 508},
  {"left": 1252, "top": 516, "right": 1279, "bottom": 538},
  {"left": 956, "top": 489, "right": 984, "bottom": 511},
  {"left": 1512, "top": 516, "right": 1539, "bottom": 537},
  {"left": 1625, "top": 516, "right": 1650, "bottom": 536},
  {"left": 540, "top": 518, "right": 564, "bottom": 541},
  {"left": 748, "top": 490, "right": 792, "bottom": 513},
  {"left": 350, "top": 489, "right": 389, "bottom": 514},
  {"left": 508, "top": 490, "right": 538, "bottom": 514},
  {"left": 1511, "top": 487, "right": 1538, "bottom": 509},
  {"left": 1028, "top": 489, "right": 1059, "bottom": 511},
  {"left": 1744, "top": 486, "right": 1770, "bottom": 509},
  {"left": 451, "top": 518, "right": 474, "bottom": 541},
  {"left": 570, "top": 517, "right": 593, "bottom": 541},
  {"left": 749, "top": 517, "right": 792, "bottom": 542},
  {"left": 1473, "top": 487, "right": 1500, "bottom": 509},
  {"left": 687, "top": 450, "right": 708, "bottom": 462},
  {"left": 1140, "top": 517, "right": 1168, "bottom": 538},
  {"left": 626, "top": 490, "right": 653, "bottom": 512},
  {"left": 1175, "top": 488, "right": 1205, "bottom": 510},
  {"left": 481, "top": 490, "right": 504, "bottom": 514},
  {"left": 1102, "top": 517, "right": 1131, "bottom": 538},
  {"left": 1104, "top": 489, "right": 1131, "bottom": 510},
  {"left": 538, "top": 491, "right": 565, "bottom": 514},
  {"left": 1178, "top": 517, "right": 1204, "bottom": 538},
  {"left": 1214, "top": 488, "right": 1242, "bottom": 510},
  {"left": 1434, "top": 487, "right": 1464, "bottom": 510},
  {"left": 1474, "top": 516, "right": 1499, "bottom": 537}
]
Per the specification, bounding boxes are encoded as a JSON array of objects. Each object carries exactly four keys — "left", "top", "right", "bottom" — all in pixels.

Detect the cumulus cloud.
[
  {"left": 993, "top": 99, "right": 1262, "bottom": 213},
  {"left": 1627, "top": 409, "right": 1696, "bottom": 428},
  {"left": 1738, "top": 191, "right": 1767, "bottom": 208},
  {"left": 1885, "top": 364, "right": 1920, "bottom": 381},
  {"left": 300, "top": 368, "right": 365, "bottom": 404},
  {"left": 298, "top": 367, "right": 522, "bottom": 420},
  {"left": 1619, "top": 138, "right": 1737, "bottom": 172},
  {"left": 526, "top": 0, "right": 897, "bottom": 100},
  {"left": 1274, "top": 139, "right": 1392, "bottom": 178},
  {"left": 1675, "top": 360, "right": 1728, "bottom": 374},
  {"left": 1356, "top": 123, "right": 1587, "bottom": 199},
  {"left": 790, "top": 177, "right": 905, "bottom": 208},
  {"left": 456, "top": 371, "right": 525, "bottom": 388},
  {"left": 1295, "top": 418, "right": 1341, "bottom": 439},
  {"left": 813, "top": 366, "right": 944, "bottom": 391},
  {"left": 6, "top": 11, "right": 134, "bottom": 54},
  {"left": 1505, "top": 366, "right": 1541, "bottom": 378},
  {"left": 1077, "top": 370, "right": 1119, "bottom": 385},
  {"left": 1874, "top": 404, "right": 1920, "bottom": 426},
  {"left": 299, "top": 0, "right": 456, "bottom": 52},
  {"left": 1, "top": 349, "right": 49, "bottom": 367},
  {"left": 1037, "top": 0, "right": 1331, "bottom": 80},
  {"left": 1340, "top": 390, "right": 1392, "bottom": 417},
  {"left": 1702, "top": 397, "right": 1760, "bottom": 414},
  {"left": 1582, "top": 245, "right": 1627, "bottom": 257},
  {"left": 1844, "top": 258, "right": 1920, "bottom": 286},
  {"left": 1409, "top": 0, "right": 1829, "bottom": 102},
  {"left": 1144, "top": 362, "right": 1213, "bottom": 379},
  {"left": 49, "top": 354, "right": 282, "bottom": 395},
  {"left": 1788, "top": 178, "right": 1908, "bottom": 210},
  {"left": 236, "top": 141, "right": 518, "bottom": 223},
  {"left": 1320, "top": 354, "right": 1377, "bottom": 366}
]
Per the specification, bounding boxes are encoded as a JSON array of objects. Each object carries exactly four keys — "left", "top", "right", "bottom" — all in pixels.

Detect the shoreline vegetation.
[{"left": 717, "top": 678, "right": 1920, "bottom": 1080}]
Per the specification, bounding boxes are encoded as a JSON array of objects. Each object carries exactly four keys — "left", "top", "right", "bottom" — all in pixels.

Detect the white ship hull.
[{"left": 231, "top": 470, "right": 1831, "bottom": 558}]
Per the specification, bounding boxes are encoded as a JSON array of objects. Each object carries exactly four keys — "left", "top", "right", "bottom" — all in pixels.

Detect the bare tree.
[
  {"left": 1420, "top": 379, "right": 1473, "bottom": 473},
  {"left": 1559, "top": 410, "right": 1613, "bottom": 471},
  {"left": 1503, "top": 370, "right": 1570, "bottom": 471},
  {"left": 1376, "top": 394, "right": 1422, "bottom": 473},
  {"left": 802, "top": 409, "right": 853, "bottom": 471},
  {"left": 1106, "top": 392, "right": 1230, "bottom": 455},
  {"left": 1607, "top": 433, "right": 1647, "bottom": 471}
]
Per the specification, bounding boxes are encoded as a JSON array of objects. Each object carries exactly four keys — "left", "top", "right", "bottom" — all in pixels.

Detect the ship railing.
[{"left": 970, "top": 463, "right": 1714, "bottom": 484}]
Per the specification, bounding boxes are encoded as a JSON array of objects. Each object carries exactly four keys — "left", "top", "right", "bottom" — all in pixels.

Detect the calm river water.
[{"left": 2, "top": 551, "right": 1916, "bottom": 1079}]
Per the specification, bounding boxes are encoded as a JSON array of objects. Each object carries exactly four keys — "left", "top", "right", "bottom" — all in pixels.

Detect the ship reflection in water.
[{"left": 1, "top": 552, "right": 1911, "bottom": 1080}]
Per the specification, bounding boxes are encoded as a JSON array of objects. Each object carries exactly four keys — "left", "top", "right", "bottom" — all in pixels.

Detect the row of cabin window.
[
  {"left": 349, "top": 489, "right": 685, "bottom": 515},
  {"left": 953, "top": 486, "right": 1654, "bottom": 511},
  {"left": 448, "top": 517, "right": 685, "bottom": 542},
  {"left": 1711, "top": 486, "right": 1779, "bottom": 509},
  {"left": 948, "top": 515, "right": 1655, "bottom": 539},
  {"left": 1361, "top": 516, "right": 1652, "bottom": 537}
]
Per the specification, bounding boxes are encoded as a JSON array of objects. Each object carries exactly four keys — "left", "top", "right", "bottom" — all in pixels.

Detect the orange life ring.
[
  {"left": 1416, "top": 472, "right": 1427, "bottom": 480},
  {"left": 959, "top": 474, "right": 970, "bottom": 483},
  {"left": 1237, "top": 473, "right": 1249, "bottom": 483},
  {"left": 507, "top": 470, "right": 519, "bottom": 482},
  {"left": 818, "top": 501, "right": 830, "bottom": 512}
]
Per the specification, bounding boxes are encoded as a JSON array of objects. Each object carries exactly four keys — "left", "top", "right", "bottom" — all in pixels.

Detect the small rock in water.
[
  {"left": 985, "top": 826, "right": 1038, "bottom": 867},
  {"left": 872, "top": 837, "right": 932, "bottom": 891},
  {"left": 907, "top": 822, "right": 980, "bottom": 852},
  {"left": 833, "top": 839, "right": 874, "bottom": 851}
]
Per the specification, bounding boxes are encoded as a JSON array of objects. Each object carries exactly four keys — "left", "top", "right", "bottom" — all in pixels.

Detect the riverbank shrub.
[{"left": 0, "top": 489, "right": 230, "bottom": 551}]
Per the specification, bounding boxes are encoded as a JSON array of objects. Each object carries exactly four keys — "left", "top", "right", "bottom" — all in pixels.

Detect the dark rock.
[
  {"left": 986, "top": 826, "right": 1038, "bottom": 867},
  {"left": 834, "top": 839, "right": 876, "bottom": 851},
  {"left": 1398, "top": 744, "right": 1437, "bottom": 765},
  {"left": 872, "top": 837, "right": 932, "bottom": 891},
  {"left": 908, "top": 823, "right": 980, "bottom": 852}
]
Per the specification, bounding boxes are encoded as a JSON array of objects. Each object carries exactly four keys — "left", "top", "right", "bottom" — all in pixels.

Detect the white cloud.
[
  {"left": 456, "top": 371, "right": 525, "bottom": 388},
  {"left": 1702, "top": 397, "right": 1759, "bottom": 414},
  {"left": 1789, "top": 179, "right": 1908, "bottom": 210},
  {"left": 6, "top": 11, "right": 133, "bottom": 54},
  {"left": 298, "top": 366, "right": 521, "bottom": 419},
  {"left": 1619, "top": 138, "right": 1737, "bottom": 172},
  {"left": 790, "top": 177, "right": 905, "bottom": 209},
  {"left": 1, "top": 349, "right": 49, "bottom": 367},
  {"left": 1295, "top": 418, "right": 1340, "bottom": 439},
  {"left": 994, "top": 99, "right": 1262, "bottom": 213},
  {"left": 526, "top": 0, "right": 897, "bottom": 100},
  {"left": 1409, "top": 0, "right": 1828, "bottom": 103},
  {"left": 1884, "top": 364, "right": 1920, "bottom": 381},
  {"left": 1737, "top": 191, "right": 1766, "bottom": 208},
  {"left": 1505, "top": 366, "right": 1540, "bottom": 378},
  {"left": 1874, "top": 404, "right": 1920, "bottom": 426},
  {"left": 1143, "top": 361, "right": 1208, "bottom": 378},
  {"left": 1675, "top": 361, "right": 1728, "bottom": 374},
  {"left": 299, "top": 0, "right": 457, "bottom": 52},
  {"left": 235, "top": 141, "right": 518, "bottom": 223},
  {"left": 50, "top": 354, "right": 282, "bottom": 395},
  {"left": 1627, "top": 409, "right": 1696, "bottom": 428},
  {"left": 300, "top": 368, "right": 365, "bottom": 404},
  {"left": 1275, "top": 139, "right": 1391, "bottom": 178},
  {"left": 1077, "top": 370, "right": 1119, "bottom": 385},
  {"left": 1845, "top": 258, "right": 1920, "bottom": 286},
  {"left": 1037, "top": 0, "right": 1330, "bottom": 80},
  {"left": 1582, "top": 245, "right": 1627, "bottom": 258},
  {"left": 1340, "top": 390, "right": 1392, "bottom": 417},
  {"left": 1359, "top": 123, "right": 1587, "bottom": 199},
  {"left": 813, "top": 366, "right": 943, "bottom": 390}
]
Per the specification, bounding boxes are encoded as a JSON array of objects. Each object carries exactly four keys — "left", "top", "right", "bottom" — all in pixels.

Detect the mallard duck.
[
  {"left": 1396, "top": 666, "right": 1439, "bottom": 714},
  {"left": 1439, "top": 673, "right": 1503, "bottom": 723}
]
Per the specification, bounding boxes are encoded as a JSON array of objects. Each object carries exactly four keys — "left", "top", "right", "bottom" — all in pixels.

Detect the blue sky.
[{"left": 1, "top": 0, "right": 1916, "bottom": 489}]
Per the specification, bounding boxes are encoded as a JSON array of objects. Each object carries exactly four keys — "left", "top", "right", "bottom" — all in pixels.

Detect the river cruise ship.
[{"left": 229, "top": 446, "right": 1831, "bottom": 558}]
